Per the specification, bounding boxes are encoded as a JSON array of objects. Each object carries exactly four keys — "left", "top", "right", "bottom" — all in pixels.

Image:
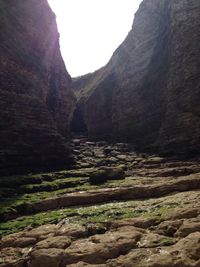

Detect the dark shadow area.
[{"left": 70, "top": 99, "right": 88, "bottom": 135}]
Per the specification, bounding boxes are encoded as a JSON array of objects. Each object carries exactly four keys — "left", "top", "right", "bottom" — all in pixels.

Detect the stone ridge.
[
  {"left": 72, "top": 0, "right": 200, "bottom": 155},
  {"left": 0, "top": 0, "right": 76, "bottom": 175}
]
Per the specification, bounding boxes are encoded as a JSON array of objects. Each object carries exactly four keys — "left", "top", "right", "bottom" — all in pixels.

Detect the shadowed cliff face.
[
  {"left": 0, "top": 0, "right": 76, "bottom": 175},
  {"left": 72, "top": 0, "right": 200, "bottom": 155}
]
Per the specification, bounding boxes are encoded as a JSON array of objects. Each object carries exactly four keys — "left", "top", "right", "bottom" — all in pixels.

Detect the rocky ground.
[{"left": 1, "top": 138, "right": 200, "bottom": 267}]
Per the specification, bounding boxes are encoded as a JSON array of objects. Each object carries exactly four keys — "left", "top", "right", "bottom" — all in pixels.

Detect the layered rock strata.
[
  {"left": 0, "top": 0, "right": 75, "bottom": 175},
  {"left": 72, "top": 0, "right": 200, "bottom": 154}
]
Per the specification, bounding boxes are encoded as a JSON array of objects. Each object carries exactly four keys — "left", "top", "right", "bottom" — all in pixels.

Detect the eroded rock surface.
[
  {"left": 1, "top": 138, "right": 200, "bottom": 267},
  {"left": 0, "top": 0, "right": 75, "bottom": 175},
  {"left": 1, "top": 209, "right": 200, "bottom": 267}
]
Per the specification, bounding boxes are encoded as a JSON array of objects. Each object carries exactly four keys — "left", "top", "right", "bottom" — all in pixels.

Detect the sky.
[{"left": 48, "top": 0, "right": 142, "bottom": 77}]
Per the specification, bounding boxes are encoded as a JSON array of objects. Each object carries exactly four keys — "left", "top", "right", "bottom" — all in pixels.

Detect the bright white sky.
[{"left": 48, "top": 0, "right": 142, "bottom": 77}]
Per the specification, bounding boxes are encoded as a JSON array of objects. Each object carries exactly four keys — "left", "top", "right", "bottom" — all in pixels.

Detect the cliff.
[
  {"left": 72, "top": 0, "right": 200, "bottom": 155},
  {"left": 0, "top": 0, "right": 76, "bottom": 175}
]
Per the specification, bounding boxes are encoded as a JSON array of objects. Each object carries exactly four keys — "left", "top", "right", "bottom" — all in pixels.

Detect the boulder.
[{"left": 89, "top": 167, "right": 125, "bottom": 184}]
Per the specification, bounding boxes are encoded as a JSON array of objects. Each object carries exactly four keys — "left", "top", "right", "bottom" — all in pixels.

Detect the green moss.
[
  {"left": 0, "top": 169, "right": 91, "bottom": 188},
  {"left": 20, "top": 177, "right": 89, "bottom": 193},
  {"left": 0, "top": 174, "right": 42, "bottom": 188},
  {"left": 1, "top": 171, "right": 199, "bottom": 237},
  {"left": 1, "top": 173, "right": 139, "bottom": 221},
  {"left": 0, "top": 208, "right": 77, "bottom": 236},
  {"left": 151, "top": 237, "right": 177, "bottom": 247},
  {"left": 0, "top": 199, "right": 175, "bottom": 236}
]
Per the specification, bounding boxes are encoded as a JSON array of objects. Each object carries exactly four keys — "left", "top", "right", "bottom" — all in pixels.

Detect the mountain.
[
  {"left": 72, "top": 0, "right": 200, "bottom": 155},
  {"left": 0, "top": 0, "right": 76, "bottom": 175}
]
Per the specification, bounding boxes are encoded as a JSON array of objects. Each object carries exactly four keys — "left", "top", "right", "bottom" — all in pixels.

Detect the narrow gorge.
[
  {"left": 0, "top": 0, "right": 200, "bottom": 267},
  {"left": 72, "top": 0, "right": 200, "bottom": 155}
]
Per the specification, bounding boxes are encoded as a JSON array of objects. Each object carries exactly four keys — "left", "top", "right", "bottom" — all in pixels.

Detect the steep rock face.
[
  {"left": 73, "top": 0, "right": 200, "bottom": 154},
  {"left": 0, "top": 0, "right": 76, "bottom": 175}
]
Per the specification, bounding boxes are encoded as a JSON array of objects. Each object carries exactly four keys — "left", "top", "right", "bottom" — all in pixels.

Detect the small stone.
[
  {"left": 85, "top": 142, "right": 96, "bottom": 146},
  {"left": 80, "top": 163, "right": 92, "bottom": 168},
  {"left": 107, "top": 157, "right": 119, "bottom": 163},
  {"left": 116, "top": 155, "right": 127, "bottom": 161},
  {"left": 110, "top": 150, "right": 120, "bottom": 156},
  {"left": 82, "top": 151, "right": 93, "bottom": 157}
]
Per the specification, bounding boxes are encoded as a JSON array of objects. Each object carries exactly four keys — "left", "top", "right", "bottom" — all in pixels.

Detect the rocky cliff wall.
[
  {"left": 73, "top": 0, "right": 200, "bottom": 155},
  {"left": 0, "top": 0, "right": 76, "bottom": 175}
]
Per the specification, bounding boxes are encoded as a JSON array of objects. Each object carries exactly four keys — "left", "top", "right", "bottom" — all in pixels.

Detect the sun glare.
[{"left": 48, "top": 0, "right": 142, "bottom": 77}]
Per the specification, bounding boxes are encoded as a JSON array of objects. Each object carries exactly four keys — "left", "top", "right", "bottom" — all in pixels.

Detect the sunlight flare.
[{"left": 48, "top": 0, "right": 142, "bottom": 76}]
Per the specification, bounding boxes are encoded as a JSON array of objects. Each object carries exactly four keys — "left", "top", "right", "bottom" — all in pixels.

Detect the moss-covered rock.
[{"left": 89, "top": 167, "right": 125, "bottom": 185}]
